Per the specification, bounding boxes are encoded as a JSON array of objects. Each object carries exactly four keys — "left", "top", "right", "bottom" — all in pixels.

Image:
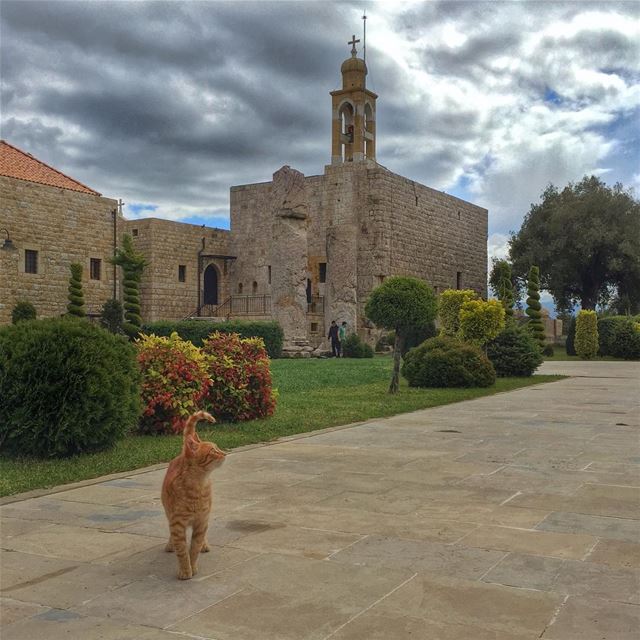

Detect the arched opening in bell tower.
[
  {"left": 339, "top": 102, "right": 355, "bottom": 162},
  {"left": 364, "top": 102, "right": 374, "bottom": 160}
]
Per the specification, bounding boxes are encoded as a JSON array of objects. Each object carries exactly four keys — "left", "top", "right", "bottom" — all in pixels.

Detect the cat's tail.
[{"left": 183, "top": 410, "right": 216, "bottom": 439}]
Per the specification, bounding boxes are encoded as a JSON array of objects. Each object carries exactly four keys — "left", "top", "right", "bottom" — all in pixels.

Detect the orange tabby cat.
[{"left": 161, "top": 410, "right": 226, "bottom": 580}]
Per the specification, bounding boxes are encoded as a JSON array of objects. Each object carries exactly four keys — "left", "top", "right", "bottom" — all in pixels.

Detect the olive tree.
[{"left": 365, "top": 276, "right": 438, "bottom": 394}]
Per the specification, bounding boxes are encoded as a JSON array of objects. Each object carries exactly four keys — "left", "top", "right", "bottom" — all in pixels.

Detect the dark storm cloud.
[
  {"left": 1, "top": 0, "right": 638, "bottom": 232},
  {"left": 1, "top": 0, "right": 360, "bottom": 212}
]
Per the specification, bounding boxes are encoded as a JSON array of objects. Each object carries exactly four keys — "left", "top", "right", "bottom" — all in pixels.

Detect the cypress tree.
[
  {"left": 525, "top": 265, "right": 545, "bottom": 348},
  {"left": 494, "top": 261, "right": 515, "bottom": 320},
  {"left": 111, "top": 234, "right": 147, "bottom": 339},
  {"left": 67, "top": 263, "right": 86, "bottom": 317}
]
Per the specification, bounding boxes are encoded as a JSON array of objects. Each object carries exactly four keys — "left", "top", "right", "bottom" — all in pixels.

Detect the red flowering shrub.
[
  {"left": 201, "top": 331, "right": 277, "bottom": 421},
  {"left": 137, "top": 332, "right": 211, "bottom": 434}
]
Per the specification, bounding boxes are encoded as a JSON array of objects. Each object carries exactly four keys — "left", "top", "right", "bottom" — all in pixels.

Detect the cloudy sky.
[{"left": 2, "top": 0, "right": 639, "bottom": 265}]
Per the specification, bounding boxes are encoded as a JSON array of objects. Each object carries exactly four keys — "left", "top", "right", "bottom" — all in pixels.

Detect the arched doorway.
[{"left": 203, "top": 264, "right": 219, "bottom": 306}]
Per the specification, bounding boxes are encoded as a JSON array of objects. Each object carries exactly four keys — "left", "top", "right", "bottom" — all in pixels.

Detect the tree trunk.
[{"left": 389, "top": 331, "right": 404, "bottom": 394}]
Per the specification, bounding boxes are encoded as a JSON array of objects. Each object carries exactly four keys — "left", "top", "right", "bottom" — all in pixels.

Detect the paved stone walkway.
[{"left": 1, "top": 362, "right": 638, "bottom": 639}]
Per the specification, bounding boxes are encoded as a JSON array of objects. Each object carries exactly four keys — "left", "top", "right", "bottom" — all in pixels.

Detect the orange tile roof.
[{"left": 0, "top": 140, "right": 100, "bottom": 195}]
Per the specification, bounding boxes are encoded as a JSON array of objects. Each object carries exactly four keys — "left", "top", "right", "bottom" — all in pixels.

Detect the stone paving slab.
[{"left": 1, "top": 361, "right": 639, "bottom": 639}]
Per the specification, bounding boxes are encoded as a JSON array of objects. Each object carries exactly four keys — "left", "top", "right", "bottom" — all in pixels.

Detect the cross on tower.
[{"left": 348, "top": 34, "right": 360, "bottom": 57}]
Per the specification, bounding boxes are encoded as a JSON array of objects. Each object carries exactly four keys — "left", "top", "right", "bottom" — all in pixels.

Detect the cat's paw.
[
  {"left": 165, "top": 542, "right": 174, "bottom": 553},
  {"left": 177, "top": 567, "right": 193, "bottom": 580},
  {"left": 191, "top": 563, "right": 199, "bottom": 576},
  {"left": 201, "top": 542, "right": 210, "bottom": 553}
]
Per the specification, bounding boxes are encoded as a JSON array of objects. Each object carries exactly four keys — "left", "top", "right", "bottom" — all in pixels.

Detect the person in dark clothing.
[{"left": 328, "top": 320, "right": 340, "bottom": 357}]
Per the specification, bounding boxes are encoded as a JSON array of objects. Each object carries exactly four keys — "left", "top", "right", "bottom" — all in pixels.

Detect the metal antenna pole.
[{"left": 362, "top": 10, "right": 367, "bottom": 64}]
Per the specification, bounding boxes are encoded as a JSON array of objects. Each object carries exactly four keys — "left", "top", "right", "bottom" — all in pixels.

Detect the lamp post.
[{"left": 1, "top": 227, "right": 16, "bottom": 250}]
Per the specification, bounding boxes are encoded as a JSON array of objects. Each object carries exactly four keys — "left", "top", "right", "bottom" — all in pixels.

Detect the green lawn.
[{"left": 0, "top": 357, "right": 563, "bottom": 497}]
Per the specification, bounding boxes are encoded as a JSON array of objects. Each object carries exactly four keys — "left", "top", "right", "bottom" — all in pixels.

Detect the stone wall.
[
  {"left": 123, "top": 218, "right": 231, "bottom": 322},
  {"left": 0, "top": 176, "right": 121, "bottom": 325},
  {"left": 230, "top": 161, "right": 487, "bottom": 344}
]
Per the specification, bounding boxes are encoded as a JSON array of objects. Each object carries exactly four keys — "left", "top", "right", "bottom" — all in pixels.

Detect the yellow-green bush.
[
  {"left": 575, "top": 310, "right": 598, "bottom": 359},
  {"left": 459, "top": 299, "right": 505, "bottom": 346},
  {"left": 438, "top": 289, "right": 478, "bottom": 336}
]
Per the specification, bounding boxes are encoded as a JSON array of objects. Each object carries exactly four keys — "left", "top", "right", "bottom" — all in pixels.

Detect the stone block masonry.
[
  {"left": 123, "top": 218, "right": 231, "bottom": 322},
  {"left": 230, "top": 160, "right": 487, "bottom": 344},
  {"left": 0, "top": 176, "right": 122, "bottom": 325}
]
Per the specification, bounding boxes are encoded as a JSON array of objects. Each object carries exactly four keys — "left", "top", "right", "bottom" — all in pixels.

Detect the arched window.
[
  {"left": 339, "top": 102, "right": 355, "bottom": 162},
  {"left": 252, "top": 281, "right": 258, "bottom": 294},
  {"left": 238, "top": 282, "right": 243, "bottom": 294}
]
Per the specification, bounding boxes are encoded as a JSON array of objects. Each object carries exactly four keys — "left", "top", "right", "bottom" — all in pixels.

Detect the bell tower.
[{"left": 331, "top": 35, "right": 378, "bottom": 164}]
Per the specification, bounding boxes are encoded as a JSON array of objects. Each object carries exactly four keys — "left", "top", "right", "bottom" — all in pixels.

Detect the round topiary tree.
[
  {"left": 402, "top": 336, "right": 496, "bottom": 388},
  {"left": 67, "top": 263, "right": 85, "bottom": 317},
  {"left": 0, "top": 318, "right": 140, "bottom": 458},
  {"left": 111, "top": 234, "right": 147, "bottom": 339},
  {"left": 365, "top": 277, "right": 438, "bottom": 393},
  {"left": 11, "top": 301, "right": 36, "bottom": 324},
  {"left": 525, "top": 265, "right": 546, "bottom": 348},
  {"left": 486, "top": 325, "right": 543, "bottom": 377},
  {"left": 575, "top": 310, "right": 598, "bottom": 359}
]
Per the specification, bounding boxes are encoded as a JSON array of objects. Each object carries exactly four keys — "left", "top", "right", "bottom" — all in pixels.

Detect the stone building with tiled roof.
[
  {"left": 1, "top": 43, "right": 487, "bottom": 349},
  {"left": 0, "top": 141, "right": 122, "bottom": 323}
]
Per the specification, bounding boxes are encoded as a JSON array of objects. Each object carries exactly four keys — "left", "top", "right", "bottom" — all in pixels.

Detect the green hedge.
[
  {"left": 486, "top": 326, "right": 543, "bottom": 377},
  {"left": 141, "top": 320, "right": 284, "bottom": 358},
  {"left": 598, "top": 316, "right": 629, "bottom": 356},
  {"left": 609, "top": 320, "right": 640, "bottom": 360},
  {"left": 402, "top": 336, "right": 496, "bottom": 388},
  {"left": 0, "top": 318, "right": 140, "bottom": 458},
  {"left": 342, "top": 334, "right": 374, "bottom": 358}
]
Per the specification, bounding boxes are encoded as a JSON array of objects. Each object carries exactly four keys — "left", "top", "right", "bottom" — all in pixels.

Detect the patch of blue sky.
[
  {"left": 181, "top": 214, "right": 230, "bottom": 230},
  {"left": 447, "top": 179, "right": 472, "bottom": 204},
  {"left": 543, "top": 87, "right": 563, "bottom": 105},
  {"left": 127, "top": 203, "right": 158, "bottom": 215}
]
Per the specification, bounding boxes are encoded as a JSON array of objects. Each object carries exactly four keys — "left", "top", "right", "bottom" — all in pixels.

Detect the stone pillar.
[
  {"left": 270, "top": 166, "right": 312, "bottom": 356},
  {"left": 325, "top": 222, "right": 358, "bottom": 335}
]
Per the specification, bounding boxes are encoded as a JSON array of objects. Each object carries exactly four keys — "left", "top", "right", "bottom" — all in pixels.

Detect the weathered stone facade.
[
  {"left": 229, "top": 161, "right": 487, "bottom": 345},
  {"left": 0, "top": 175, "right": 122, "bottom": 324},
  {"left": 122, "top": 218, "right": 232, "bottom": 322},
  {"left": 1, "top": 42, "right": 488, "bottom": 343}
]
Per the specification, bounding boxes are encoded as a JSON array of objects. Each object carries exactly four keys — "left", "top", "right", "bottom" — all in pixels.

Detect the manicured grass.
[{"left": 0, "top": 357, "right": 563, "bottom": 497}]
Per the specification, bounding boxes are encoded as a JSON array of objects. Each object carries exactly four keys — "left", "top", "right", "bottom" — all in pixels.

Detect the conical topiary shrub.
[
  {"left": 575, "top": 310, "right": 598, "bottom": 359},
  {"left": 67, "top": 263, "right": 85, "bottom": 317},
  {"left": 525, "top": 265, "right": 545, "bottom": 348},
  {"left": 111, "top": 234, "right": 147, "bottom": 339},
  {"left": 494, "top": 261, "right": 515, "bottom": 320}
]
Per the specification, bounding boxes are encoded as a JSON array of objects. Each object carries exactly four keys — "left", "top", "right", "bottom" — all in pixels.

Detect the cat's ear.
[{"left": 184, "top": 435, "right": 200, "bottom": 457}]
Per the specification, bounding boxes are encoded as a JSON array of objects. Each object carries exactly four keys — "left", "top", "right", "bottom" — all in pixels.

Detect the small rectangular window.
[
  {"left": 319, "top": 262, "right": 327, "bottom": 283},
  {"left": 90, "top": 258, "right": 101, "bottom": 280},
  {"left": 456, "top": 271, "right": 462, "bottom": 290},
  {"left": 178, "top": 265, "right": 186, "bottom": 282},
  {"left": 310, "top": 322, "right": 319, "bottom": 333},
  {"left": 25, "top": 249, "right": 38, "bottom": 274},
  {"left": 132, "top": 229, "right": 138, "bottom": 237},
  {"left": 268, "top": 265, "right": 272, "bottom": 284}
]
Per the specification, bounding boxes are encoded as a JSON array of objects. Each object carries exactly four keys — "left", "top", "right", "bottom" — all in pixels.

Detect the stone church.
[{"left": 1, "top": 40, "right": 487, "bottom": 351}]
